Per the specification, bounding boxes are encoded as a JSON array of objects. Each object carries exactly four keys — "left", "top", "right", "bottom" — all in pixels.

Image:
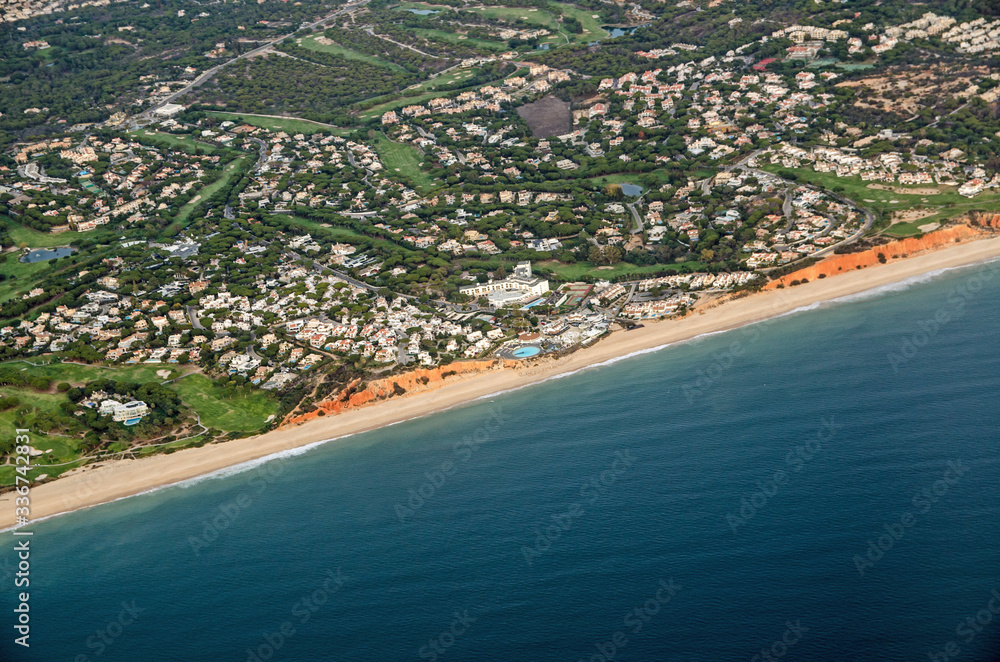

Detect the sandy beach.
[{"left": 4, "top": 233, "right": 1000, "bottom": 529}]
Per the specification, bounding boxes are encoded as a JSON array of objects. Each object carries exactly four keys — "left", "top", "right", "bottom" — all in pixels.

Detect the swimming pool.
[{"left": 512, "top": 346, "right": 541, "bottom": 358}]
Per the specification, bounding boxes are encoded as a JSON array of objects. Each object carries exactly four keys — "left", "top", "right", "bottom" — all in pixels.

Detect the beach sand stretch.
[{"left": 3, "top": 232, "right": 1000, "bottom": 530}]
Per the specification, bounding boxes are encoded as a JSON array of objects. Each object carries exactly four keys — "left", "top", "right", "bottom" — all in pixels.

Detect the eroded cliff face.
[
  {"left": 969, "top": 213, "right": 1000, "bottom": 230},
  {"left": 765, "top": 225, "right": 985, "bottom": 289},
  {"left": 282, "top": 360, "right": 501, "bottom": 427}
]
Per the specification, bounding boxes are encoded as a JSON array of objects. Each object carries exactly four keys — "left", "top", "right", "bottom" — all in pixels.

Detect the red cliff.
[
  {"left": 765, "top": 225, "right": 985, "bottom": 290},
  {"left": 281, "top": 359, "right": 501, "bottom": 427}
]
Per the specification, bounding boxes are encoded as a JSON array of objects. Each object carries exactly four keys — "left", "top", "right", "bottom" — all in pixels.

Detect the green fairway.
[
  {"left": 5, "top": 361, "right": 187, "bottom": 386},
  {"left": 7, "top": 223, "right": 95, "bottom": 248},
  {"left": 169, "top": 374, "right": 278, "bottom": 432},
  {"left": 586, "top": 170, "right": 674, "bottom": 188},
  {"left": 464, "top": 4, "right": 607, "bottom": 44},
  {"left": 358, "top": 66, "right": 516, "bottom": 119},
  {"left": 762, "top": 164, "right": 1000, "bottom": 220},
  {"left": 538, "top": 259, "right": 704, "bottom": 282},
  {"left": 129, "top": 129, "right": 218, "bottom": 154},
  {"left": 884, "top": 221, "right": 928, "bottom": 237},
  {"left": 372, "top": 132, "right": 438, "bottom": 193},
  {"left": 551, "top": 2, "right": 609, "bottom": 42},
  {"left": 411, "top": 28, "right": 507, "bottom": 52},
  {"left": 205, "top": 112, "right": 348, "bottom": 135},
  {"left": 466, "top": 5, "right": 561, "bottom": 30},
  {"left": 0, "top": 251, "right": 51, "bottom": 303},
  {"left": 0, "top": 385, "right": 84, "bottom": 485},
  {"left": 174, "top": 154, "right": 252, "bottom": 224},
  {"left": 297, "top": 34, "right": 407, "bottom": 72}
]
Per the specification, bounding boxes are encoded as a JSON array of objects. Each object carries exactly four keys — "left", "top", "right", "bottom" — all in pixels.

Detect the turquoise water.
[
  {"left": 3, "top": 261, "right": 1000, "bottom": 660},
  {"left": 512, "top": 345, "right": 540, "bottom": 358}
]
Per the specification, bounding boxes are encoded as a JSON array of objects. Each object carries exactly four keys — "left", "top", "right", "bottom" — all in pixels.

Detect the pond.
[
  {"left": 20, "top": 247, "right": 76, "bottom": 263},
  {"left": 601, "top": 24, "right": 648, "bottom": 39},
  {"left": 620, "top": 183, "right": 643, "bottom": 197},
  {"left": 400, "top": 8, "right": 438, "bottom": 14}
]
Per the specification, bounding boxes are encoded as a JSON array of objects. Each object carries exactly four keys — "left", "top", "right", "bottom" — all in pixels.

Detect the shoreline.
[{"left": 4, "top": 233, "right": 1000, "bottom": 529}]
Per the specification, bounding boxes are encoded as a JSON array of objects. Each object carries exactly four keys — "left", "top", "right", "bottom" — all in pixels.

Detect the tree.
[
  {"left": 589, "top": 245, "right": 603, "bottom": 264},
  {"left": 604, "top": 184, "right": 624, "bottom": 200}
]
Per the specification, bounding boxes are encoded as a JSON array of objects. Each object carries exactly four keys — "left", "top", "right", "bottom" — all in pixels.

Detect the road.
[
  {"left": 131, "top": 0, "right": 370, "bottom": 126},
  {"left": 364, "top": 27, "right": 440, "bottom": 58},
  {"left": 626, "top": 202, "right": 644, "bottom": 235},
  {"left": 186, "top": 305, "right": 204, "bottom": 329},
  {"left": 736, "top": 160, "right": 876, "bottom": 259}
]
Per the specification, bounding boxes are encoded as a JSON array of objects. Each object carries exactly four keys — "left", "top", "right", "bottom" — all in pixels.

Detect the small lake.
[
  {"left": 20, "top": 247, "right": 76, "bottom": 263},
  {"left": 400, "top": 8, "right": 438, "bottom": 14},
  {"left": 620, "top": 183, "right": 643, "bottom": 197}
]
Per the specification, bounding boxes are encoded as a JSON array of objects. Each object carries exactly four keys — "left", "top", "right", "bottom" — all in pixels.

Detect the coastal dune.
[{"left": 4, "top": 233, "right": 1000, "bottom": 529}]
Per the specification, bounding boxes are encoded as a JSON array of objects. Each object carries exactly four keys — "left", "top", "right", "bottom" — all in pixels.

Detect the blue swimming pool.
[{"left": 512, "top": 346, "right": 540, "bottom": 358}]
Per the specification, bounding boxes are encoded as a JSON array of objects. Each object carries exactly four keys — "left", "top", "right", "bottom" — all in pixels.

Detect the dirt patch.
[
  {"left": 156, "top": 370, "right": 172, "bottom": 379},
  {"left": 517, "top": 95, "right": 571, "bottom": 138},
  {"left": 892, "top": 208, "right": 938, "bottom": 223},
  {"left": 836, "top": 63, "right": 989, "bottom": 116},
  {"left": 867, "top": 183, "right": 940, "bottom": 195}
]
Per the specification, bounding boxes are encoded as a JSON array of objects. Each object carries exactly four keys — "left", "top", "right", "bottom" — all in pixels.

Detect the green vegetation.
[
  {"left": 205, "top": 112, "right": 348, "bottom": 135},
  {"left": 411, "top": 28, "right": 507, "bottom": 52},
  {"left": 169, "top": 374, "right": 278, "bottom": 432},
  {"left": 7, "top": 223, "right": 94, "bottom": 248},
  {"left": 175, "top": 154, "right": 253, "bottom": 224},
  {"left": 762, "top": 164, "right": 1000, "bottom": 218},
  {"left": 884, "top": 221, "right": 929, "bottom": 237},
  {"left": 358, "top": 66, "right": 515, "bottom": 119},
  {"left": 540, "top": 260, "right": 704, "bottom": 282},
  {"left": 297, "top": 34, "right": 407, "bottom": 72},
  {"left": 129, "top": 129, "right": 218, "bottom": 154},
  {"left": 372, "top": 132, "right": 439, "bottom": 193},
  {"left": 5, "top": 361, "right": 184, "bottom": 386},
  {"left": 551, "top": 3, "right": 609, "bottom": 42}
]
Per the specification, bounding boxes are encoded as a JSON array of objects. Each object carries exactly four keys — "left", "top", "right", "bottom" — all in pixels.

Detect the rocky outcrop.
[
  {"left": 765, "top": 225, "right": 985, "bottom": 289},
  {"left": 281, "top": 360, "right": 502, "bottom": 427}
]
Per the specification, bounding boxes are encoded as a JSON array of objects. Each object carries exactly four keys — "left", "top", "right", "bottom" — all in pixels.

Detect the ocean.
[{"left": 3, "top": 260, "right": 999, "bottom": 662}]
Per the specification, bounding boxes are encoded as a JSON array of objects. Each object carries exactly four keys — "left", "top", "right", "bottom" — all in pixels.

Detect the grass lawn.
[
  {"left": 297, "top": 34, "right": 407, "bottom": 72},
  {"left": 174, "top": 154, "right": 252, "bottom": 224},
  {"left": 466, "top": 5, "right": 561, "bottom": 30},
  {"left": 372, "top": 132, "right": 438, "bottom": 192},
  {"left": 551, "top": 2, "right": 609, "bottom": 42},
  {"left": 586, "top": 170, "right": 674, "bottom": 189},
  {"left": 538, "top": 259, "right": 704, "bottom": 281},
  {"left": 884, "top": 221, "right": 928, "bottom": 237},
  {"left": 129, "top": 129, "right": 218, "bottom": 154},
  {"left": 0, "top": 251, "right": 51, "bottom": 303},
  {"left": 411, "top": 28, "right": 507, "bottom": 52},
  {"left": 395, "top": 2, "right": 455, "bottom": 9},
  {"left": 169, "top": 374, "right": 278, "bottom": 432},
  {"left": 3, "top": 361, "right": 189, "bottom": 387},
  {"left": 761, "top": 164, "right": 1000, "bottom": 220},
  {"left": 7, "top": 223, "right": 95, "bottom": 248},
  {"left": 0, "top": 386, "right": 84, "bottom": 485},
  {"left": 358, "top": 66, "right": 510, "bottom": 119},
  {"left": 205, "top": 111, "right": 348, "bottom": 135}
]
